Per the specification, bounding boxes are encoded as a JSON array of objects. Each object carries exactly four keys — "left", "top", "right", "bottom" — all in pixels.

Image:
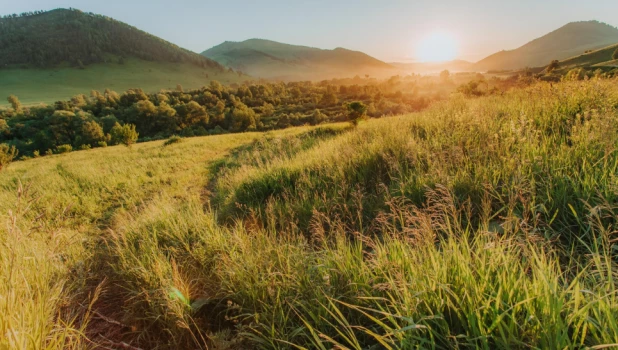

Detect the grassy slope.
[
  {"left": 0, "top": 58, "right": 245, "bottom": 106},
  {"left": 556, "top": 43, "right": 618, "bottom": 70},
  {"left": 2, "top": 80, "right": 618, "bottom": 349},
  {"left": 474, "top": 21, "right": 618, "bottom": 71}
]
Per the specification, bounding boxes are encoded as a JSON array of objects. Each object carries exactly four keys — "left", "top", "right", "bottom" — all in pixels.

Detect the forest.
[
  {"left": 0, "top": 8, "right": 223, "bottom": 69},
  {"left": 1, "top": 73, "right": 513, "bottom": 158}
]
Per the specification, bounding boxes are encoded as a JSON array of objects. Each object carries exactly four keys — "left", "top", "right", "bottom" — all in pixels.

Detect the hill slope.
[
  {"left": 553, "top": 43, "right": 618, "bottom": 71},
  {"left": 202, "top": 39, "right": 395, "bottom": 80},
  {"left": 0, "top": 9, "right": 243, "bottom": 105},
  {"left": 473, "top": 21, "right": 618, "bottom": 71}
]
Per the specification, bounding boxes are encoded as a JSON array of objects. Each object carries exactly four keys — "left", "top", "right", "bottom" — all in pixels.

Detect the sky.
[{"left": 2, "top": 0, "right": 618, "bottom": 62}]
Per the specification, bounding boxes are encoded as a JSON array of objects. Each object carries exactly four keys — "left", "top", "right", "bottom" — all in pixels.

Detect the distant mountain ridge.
[
  {"left": 202, "top": 39, "right": 395, "bottom": 81},
  {"left": 473, "top": 20, "right": 618, "bottom": 71}
]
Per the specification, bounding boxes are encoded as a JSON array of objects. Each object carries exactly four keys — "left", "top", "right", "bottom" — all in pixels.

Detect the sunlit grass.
[{"left": 1, "top": 79, "right": 618, "bottom": 348}]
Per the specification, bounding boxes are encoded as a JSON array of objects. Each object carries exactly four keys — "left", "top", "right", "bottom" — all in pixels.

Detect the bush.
[
  {"left": 33, "top": 150, "right": 40, "bottom": 158},
  {"left": 110, "top": 123, "right": 139, "bottom": 146},
  {"left": 0, "top": 143, "right": 18, "bottom": 171},
  {"left": 56, "top": 144, "right": 73, "bottom": 154},
  {"left": 79, "top": 144, "right": 91, "bottom": 151},
  {"left": 45, "top": 149, "right": 53, "bottom": 156},
  {"left": 163, "top": 135, "right": 183, "bottom": 146},
  {"left": 97, "top": 141, "right": 108, "bottom": 148}
]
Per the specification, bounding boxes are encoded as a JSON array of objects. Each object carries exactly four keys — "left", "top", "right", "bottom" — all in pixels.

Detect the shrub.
[
  {"left": 346, "top": 101, "right": 368, "bottom": 127},
  {"left": 79, "top": 144, "right": 91, "bottom": 151},
  {"left": 163, "top": 135, "right": 183, "bottom": 146},
  {"left": 0, "top": 143, "right": 18, "bottom": 171},
  {"left": 110, "top": 123, "right": 139, "bottom": 146},
  {"left": 33, "top": 150, "right": 40, "bottom": 158},
  {"left": 56, "top": 144, "right": 73, "bottom": 154},
  {"left": 45, "top": 149, "right": 53, "bottom": 156},
  {"left": 97, "top": 141, "right": 108, "bottom": 148}
]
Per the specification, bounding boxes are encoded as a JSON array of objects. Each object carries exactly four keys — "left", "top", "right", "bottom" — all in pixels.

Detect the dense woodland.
[
  {"left": 0, "top": 73, "right": 552, "bottom": 158},
  {"left": 0, "top": 8, "right": 224, "bottom": 69},
  {"left": 0, "top": 78, "right": 442, "bottom": 157}
]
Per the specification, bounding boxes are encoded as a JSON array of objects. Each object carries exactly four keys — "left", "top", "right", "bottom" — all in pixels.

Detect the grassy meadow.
[
  {"left": 0, "top": 58, "right": 244, "bottom": 107},
  {"left": 1, "top": 79, "right": 618, "bottom": 349}
]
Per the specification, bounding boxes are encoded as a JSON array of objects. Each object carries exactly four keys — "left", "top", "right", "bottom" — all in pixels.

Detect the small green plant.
[
  {"left": 346, "top": 101, "right": 367, "bottom": 127},
  {"left": 45, "top": 149, "right": 53, "bottom": 156},
  {"left": 33, "top": 150, "right": 40, "bottom": 158},
  {"left": 79, "top": 144, "right": 91, "bottom": 151},
  {"left": 164, "top": 135, "right": 183, "bottom": 146},
  {"left": 97, "top": 141, "right": 108, "bottom": 148},
  {"left": 56, "top": 144, "right": 73, "bottom": 154},
  {"left": 110, "top": 122, "right": 139, "bottom": 146},
  {"left": 0, "top": 143, "right": 18, "bottom": 171}
]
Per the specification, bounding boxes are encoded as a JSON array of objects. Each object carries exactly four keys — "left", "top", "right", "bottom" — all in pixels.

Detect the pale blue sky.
[{"left": 2, "top": 0, "right": 618, "bottom": 62}]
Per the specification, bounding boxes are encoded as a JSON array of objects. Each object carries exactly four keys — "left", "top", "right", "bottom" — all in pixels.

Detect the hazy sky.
[{"left": 2, "top": 0, "right": 618, "bottom": 62}]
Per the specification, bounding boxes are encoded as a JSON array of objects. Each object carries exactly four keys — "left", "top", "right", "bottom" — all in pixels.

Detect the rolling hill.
[
  {"left": 0, "top": 9, "right": 243, "bottom": 105},
  {"left": 202, "top": 38, "right": 396, "bottom": 81},
  {"left": 473, "top": 20, "right": 618, "bottom": 72},
  {"left": 551, "top": 43, "right": 618, "bottom": 71}
]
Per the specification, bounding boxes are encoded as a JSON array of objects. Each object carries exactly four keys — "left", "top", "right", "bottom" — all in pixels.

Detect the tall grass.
[{"left": 1, "top": 80, "right": 617, "bottom": 348}]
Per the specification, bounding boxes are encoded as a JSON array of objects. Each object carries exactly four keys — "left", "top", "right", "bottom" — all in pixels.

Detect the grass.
[
  {"left": 1, "top": 79, "right": 618, "bottom": 349},
  {"left": 0, "top": 58, "right": 244, "bottom": 106},
  {"left": 555, "top": 43, "right": 618, "bottom": 71}
]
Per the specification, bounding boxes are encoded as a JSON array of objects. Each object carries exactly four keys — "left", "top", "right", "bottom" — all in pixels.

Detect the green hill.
[
  {"left": 202, "top": 38, "right": 396, "bottom": 81},
  {"left": 553, "top": 43, "right": 618, "bottom": 71},
  {"left": 473, "top": 21, "right": 618, "bottom": 71},
  {"left": 0, "top": 9, "right": 243, "bottom": 105}
]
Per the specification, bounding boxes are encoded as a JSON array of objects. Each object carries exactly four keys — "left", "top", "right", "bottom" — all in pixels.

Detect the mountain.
[
  {"left": 0, "top": 9, "right": 243, "bottom": 105},
  {"left": 473, "top": 21, "right": 618, "bottom": 72},
  {"left": 202, "top": 39, "right": 396, "bottom": 81},
  {"left": 391, "top": 60, "right": 474, "bottom": 74}
]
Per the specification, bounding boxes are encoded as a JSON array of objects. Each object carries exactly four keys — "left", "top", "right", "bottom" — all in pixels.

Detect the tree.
[
  {"left": 110, "top": 123, "right": 139, "bottom": 146},
  {"left": 7, "top": 95, "right": 21, "bottom": 113},
  {"left": 547, "top": 60, "right": 560, "bottom": 73},
  {"left": 613, "top": 48, "right": 618, "bottom": 60},
  {"left": 80, "top": 121, "right": 106, "bottom": 146},
  {"left": 310, "top": 109, "right": 327, "bottom": 125},
  {"left": 347, "top": 101, "right": 368, "bottom": 127},
  {"left": 0, "top": 143, "right": 18, "bottom": 171}
]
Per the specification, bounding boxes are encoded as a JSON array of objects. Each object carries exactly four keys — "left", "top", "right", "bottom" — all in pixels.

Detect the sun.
[{"left": 416, "top": 32, "right": 458, "bottom": 62}]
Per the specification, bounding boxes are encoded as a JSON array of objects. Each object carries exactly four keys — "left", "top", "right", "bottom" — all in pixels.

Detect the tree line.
[{"left": 0, "top": 78, "right": 439, "bottom": 159}]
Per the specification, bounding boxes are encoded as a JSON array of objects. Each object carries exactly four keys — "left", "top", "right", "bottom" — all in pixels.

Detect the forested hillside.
[{"left": 0, "top": 8, "right": 223, "bottom": 69}]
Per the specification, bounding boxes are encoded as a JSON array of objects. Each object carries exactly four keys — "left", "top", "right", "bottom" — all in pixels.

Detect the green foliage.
[
  {"left": 163, "top": 135, "right": 182, "bottom": 146},
  {"left": 55, "top": 144, "right": 72, "bottom": 154},
  {"left": 347, "top": 101, "right": 367, "bottom": 126},
  {"left": 0, "top": 76, "right": 450, "bottom": 158},
  {"left": 0, "top": 143, "right": 17, "bottom": 171},
  {"left": 110, "top": 123, "right": 139, "bottom": 146},
  {"left": 7, "top": 94, "right": 21, "bottom": 112}
]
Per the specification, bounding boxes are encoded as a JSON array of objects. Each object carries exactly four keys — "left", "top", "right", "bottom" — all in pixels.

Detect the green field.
[
  {"left": 0, "top": 58, "right": 244, "bottom": 106},
  {"left": 1, "top": 79, "right": 618, "bottom": 349}
]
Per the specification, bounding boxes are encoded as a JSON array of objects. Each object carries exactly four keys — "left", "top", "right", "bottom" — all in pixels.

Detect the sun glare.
[{"left": 416, "top": 32, "right": 458, "bottom": 62}]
